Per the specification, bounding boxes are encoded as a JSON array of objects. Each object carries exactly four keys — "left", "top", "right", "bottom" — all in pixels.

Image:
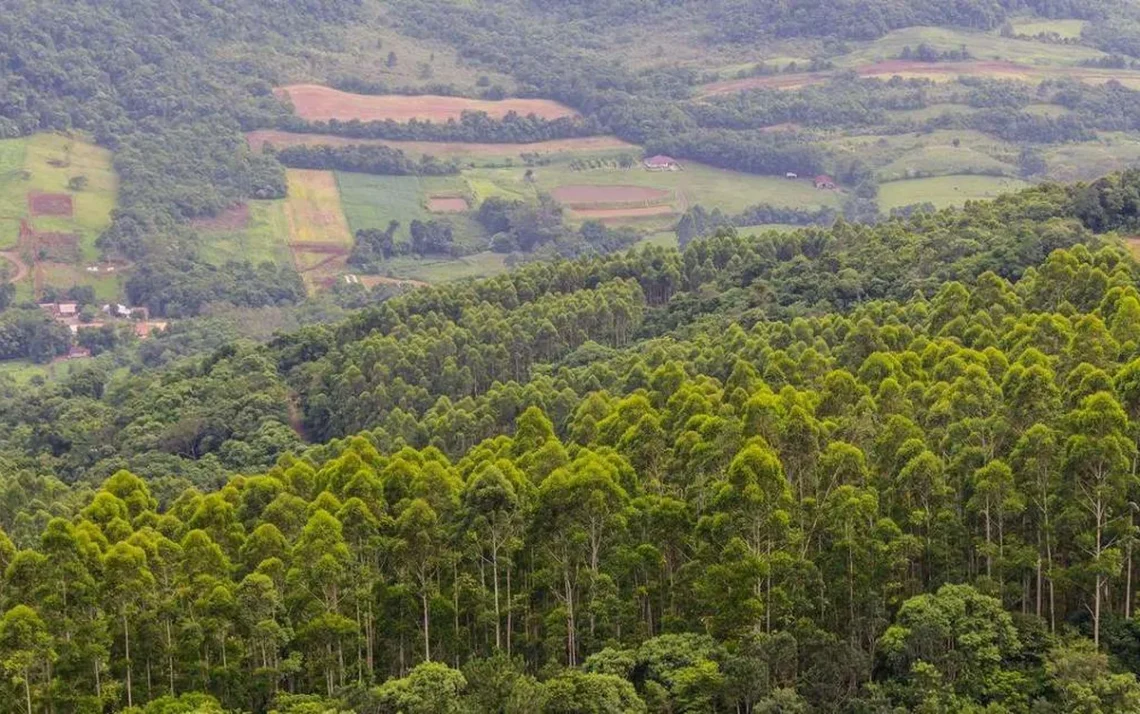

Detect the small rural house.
[
  {"left": 813, "top": 175, "right": 837, "bottom": 190},
  {"left": 644, "top": 155, "right": 680, "bottom": 171}
]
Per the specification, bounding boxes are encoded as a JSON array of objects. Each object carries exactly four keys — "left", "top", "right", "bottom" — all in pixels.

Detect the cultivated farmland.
[
  {"left": 0, "top": 133, "right": 119, "bottom": 297},
  {"left": 276, "top": 85, "right": 578, "bottom": 123},
  {"left": 282, "top": 169, "right": 353, "bottom": 287}
]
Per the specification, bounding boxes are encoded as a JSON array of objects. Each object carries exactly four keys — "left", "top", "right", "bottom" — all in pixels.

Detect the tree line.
[{"left": 267, "top": 144, "right": 460, "bottom": 177}]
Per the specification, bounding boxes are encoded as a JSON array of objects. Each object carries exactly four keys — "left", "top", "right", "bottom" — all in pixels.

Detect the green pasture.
[
  {"left": 381, "top": 251, "right": 508, "bottom": 283},
  {"left": 469, "top": 161, "right": 845, "bottom": 215},
  {"left": 1042, "top": 134, "right": 1140, "bottom": 182},
  {"left": 337, "top": 171, "right": 485, "bottom": 256},
  {"left": 199, "top": 200, "right": 292, "bottom": 267},
  {"left": 876, "top": 145, "right": 1016, "bottom": 181},
  {"left": 0, "top": 133, "right": 117, "bottom": 259},
  {"left": 338, "top": 173, "right": 431, "bottom": 242},
  {"left": 878, "top": 174, "right": 1030, "bottom": 211},
  {"left": 1010, "top": 18, "right": 1087, "bottom": 39}
]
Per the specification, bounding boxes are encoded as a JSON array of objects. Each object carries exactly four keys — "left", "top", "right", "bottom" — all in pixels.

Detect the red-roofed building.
[
  {"left": 813, "top": 175, "right": 837, "bottom": 190},
  {"left": 644, "top": 155, "right": 680, "bottom": 171}
]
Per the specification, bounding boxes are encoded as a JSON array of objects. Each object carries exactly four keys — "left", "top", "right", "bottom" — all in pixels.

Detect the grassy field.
[
  {"left": 0, "top": 139, "right": 28, "bottom": 249},
  {"left": 1010, "top": 18, "right": 1087, "bottom": 39},
  {"left": 876, "top": 145, "right": 1016, "bottom": 181},
  {"left": 0, "top": 359, "right": 73, "bottom": 385},
  {"left": 828, "top": 129, "right": 1018, "bottom": 176},
  {"left": 337, "top": 173, "right": 430, "bottom": 241},
  {"left": 284, "top": 169, "right": 352, "bottom": 246},
  {"left": 0, "top": 134, "right": 117, "bottom": 258},
  {"left": 38, "top": 263, "right": 122, "bottom": 302},
  {"left": 337, "top": 172, "right": 485, "bottom": 248},
  {"left": 199, "top": 200, "right": 291, "bottom": 266},
  {"left": 878, "top": 174, "right": 1030, "bottom": 211},
  {"left": 1042, "top": 135, "right": 1140, "bottom": 182},
  {"left": 841, "top": 26, "right": 1105, "bottom": 67},
  {"left": 378, "top": 251, "right": 509, "bottom": 283},
  {"left": 470, "top": 161, "right": 844, "bottom": 216}
]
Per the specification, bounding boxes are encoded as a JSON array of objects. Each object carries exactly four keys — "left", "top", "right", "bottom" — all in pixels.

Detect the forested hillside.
[
  {"left": 4, "top": 174, "right": 1140, "bottom": 712},
  {"left": 14, "top": 0, "right": 1140, "bottom": 712}
]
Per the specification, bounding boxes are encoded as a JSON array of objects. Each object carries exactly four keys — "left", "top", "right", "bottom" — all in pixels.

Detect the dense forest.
[
  {"left": 3, "top": 174, "right": 1140, "bottom": 712},
  {"left": 13, "top": 0, "right": 1140, "bottom": 711}
]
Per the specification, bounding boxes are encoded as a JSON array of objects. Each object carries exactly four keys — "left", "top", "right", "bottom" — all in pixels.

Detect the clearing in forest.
[
  {"left": 197, "top": 200, "right": 292, "bottom": 268},
  {"left": 276, "top": 85, "right": 578, "bottom": 123},
  {"left": 0, "top": 133, "right": 118, "bottom": 299},
  {"left": 878, "top": 174, "right": 1030, "bottom": 211}
]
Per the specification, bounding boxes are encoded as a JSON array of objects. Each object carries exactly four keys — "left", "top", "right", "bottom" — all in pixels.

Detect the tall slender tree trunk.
[
  {"left": 24, "top": 669, "right": 32, "bottom": 714},
  {"left": 564, "top": 568, "right": 576, "bottom": 667},
  {"left": 422, "top": 592, "right": 432, "bottom": 662},
  {"left": 492, "top": 542, "right": 502, "bottom": 651},
  {"left": 506, "top": 565, "right": 513, "bottom": 658},
  {"left": 123, "top": 614, "right": 133, "bottom": 708},
  {"left": 1095, "top": 500, "right": 1104, "bottom": 647}
]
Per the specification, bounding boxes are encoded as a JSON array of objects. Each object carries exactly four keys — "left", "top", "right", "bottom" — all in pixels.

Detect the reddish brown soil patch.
[
  {"left": 573, "top": 205, "right": 676, "bottom": 222},
  {"left": 551, "top": 184, "right": 672, "bottom": 209},
  {"left": 37, "top": 232, "right": 81, "bottom": 262},
  {"left": 246, "top": 130, "right": 634, "bottom": 156},
  {"left": 276, "top": 84, "right": 578, "bottom": 123},
  {"left": 191, "top": 204, "right": 250, "bottom": 232},
  {"left": 28, "top": 192, "right": 73, "bottom": 217},
  {"left": 427, "top": 196, "right": 469, "bottom": 213}
]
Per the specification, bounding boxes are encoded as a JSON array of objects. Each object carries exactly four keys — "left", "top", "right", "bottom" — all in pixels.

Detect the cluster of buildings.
[{"left": 39, "top": 301, "right": 168, "bottom": 359}]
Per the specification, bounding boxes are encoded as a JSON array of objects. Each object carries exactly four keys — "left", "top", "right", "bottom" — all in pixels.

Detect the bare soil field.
[
  {"left": 191, "top": 204, "right": 250, "bottom": 232},
  {"left": 246, "top": 130, "right": 634, "bottom": 157},
  {"left": 551, "top": 185, "right": 673, "bottom": 208},
  {"left": 572, "top": 205, "right": 677, "bottom": 222},
  {"left": 427, "top": 196, "right": 469, "bottom": 213},
  {"left": 276, "top": 85, "right": 578, "bottom": 123},
  {"left": 28, "top": 192, "right": 73, "bottom": 217}
]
